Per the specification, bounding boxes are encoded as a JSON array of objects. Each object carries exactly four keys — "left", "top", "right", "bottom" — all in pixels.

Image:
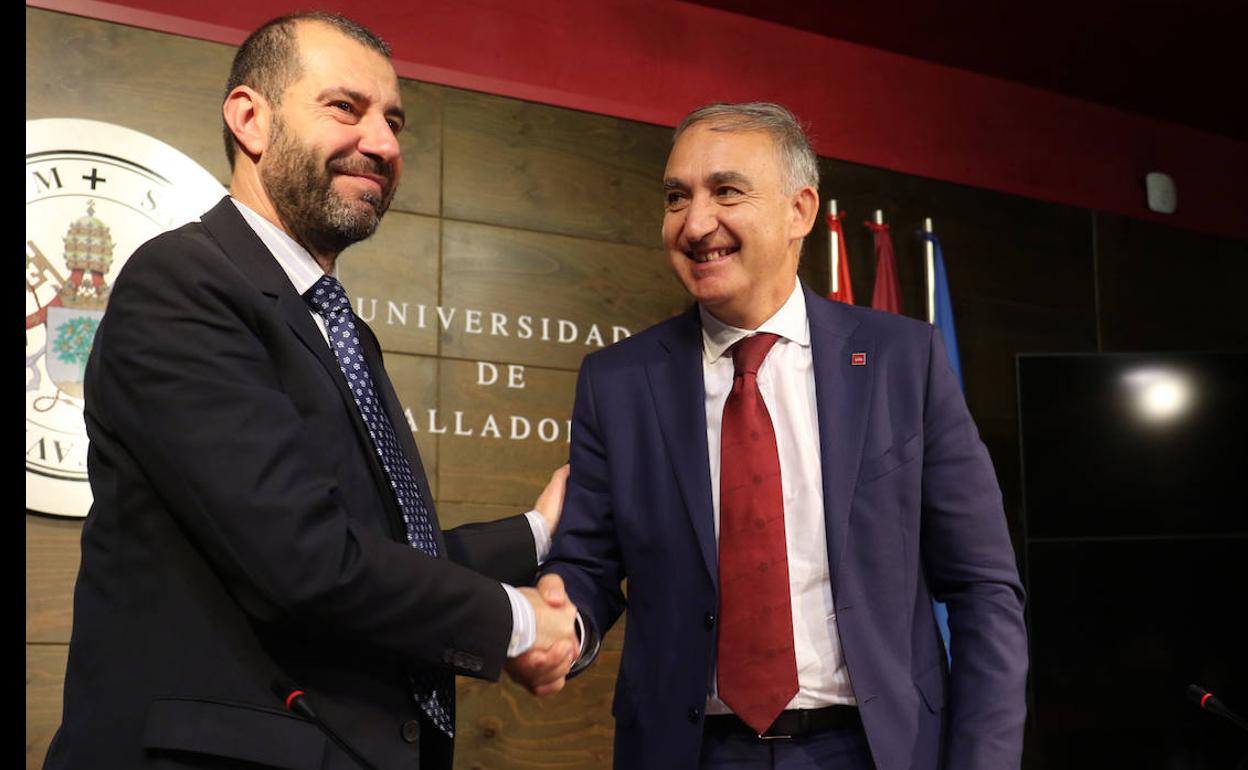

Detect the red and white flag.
[{"left": 826, "top": 212, "right": 855, "bottom": 305}]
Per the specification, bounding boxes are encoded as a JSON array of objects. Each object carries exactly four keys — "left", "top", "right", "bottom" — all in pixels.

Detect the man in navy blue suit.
[{"left": 535, "top": 103, "right": 1027, "bottom": 769}]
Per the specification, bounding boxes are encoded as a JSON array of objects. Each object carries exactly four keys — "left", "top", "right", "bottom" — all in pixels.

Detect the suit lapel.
[
  {"left": 200, "top": 198, "right": 344, "bottom": 388},
  {"left": 805, "top": 284, "right": 874, "bottom": 590},
  {"left": 644, "top": 308, "right": 718, "bottom": 586},
  {"left": 200, "top": 198, "right": 413, "bottom": 544}
]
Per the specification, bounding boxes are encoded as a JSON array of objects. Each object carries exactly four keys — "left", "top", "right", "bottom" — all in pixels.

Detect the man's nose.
[
  {"left": 683, "top": 194, "right": 718, "bottom": 241},
  {"left": 358, "top": 113, "right": 401, "bottom": 164}
]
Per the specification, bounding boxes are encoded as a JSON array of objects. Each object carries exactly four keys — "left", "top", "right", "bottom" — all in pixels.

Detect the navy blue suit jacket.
[{"left": 546, "top": 283, "right": 1027, "bottom": 770}]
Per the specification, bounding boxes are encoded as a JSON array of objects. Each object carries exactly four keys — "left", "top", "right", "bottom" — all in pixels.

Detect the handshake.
[{"left": 506, "top": 574, "right": 580, "bottom": 696}]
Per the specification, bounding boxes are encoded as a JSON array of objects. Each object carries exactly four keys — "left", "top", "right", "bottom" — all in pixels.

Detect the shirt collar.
[
  {"left": 229, "top": 197, "right": 335, "bottom": 296},
  {"left": 699, "top": 278, "right": 810, "bottom": 364}
]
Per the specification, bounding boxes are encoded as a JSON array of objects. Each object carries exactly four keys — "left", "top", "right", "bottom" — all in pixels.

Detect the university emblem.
[{"left": 25, "top": 119, "right": 225, "bottom": 517}]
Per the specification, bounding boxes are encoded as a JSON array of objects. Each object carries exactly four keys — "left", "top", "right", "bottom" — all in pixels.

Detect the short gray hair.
[{"left": 674, "top": 102, "right": 819, "bottom": 193}]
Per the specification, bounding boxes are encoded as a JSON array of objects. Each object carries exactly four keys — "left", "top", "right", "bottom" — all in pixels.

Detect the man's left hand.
[{"left": 533, "top": 464, "right": 570, "bottom": 536}]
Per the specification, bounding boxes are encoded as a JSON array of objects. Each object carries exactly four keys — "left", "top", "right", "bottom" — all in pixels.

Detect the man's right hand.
[{"left": 507, "top": 574, "right": 578, "bottom": 695}]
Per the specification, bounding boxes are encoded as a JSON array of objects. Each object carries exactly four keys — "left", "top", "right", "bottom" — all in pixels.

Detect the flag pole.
[
  {"left": 924, "top": 217, "right": 935, "bottom": 323},
  {"left": 827, "top": 199, "right": 839, "bottom": 294}
]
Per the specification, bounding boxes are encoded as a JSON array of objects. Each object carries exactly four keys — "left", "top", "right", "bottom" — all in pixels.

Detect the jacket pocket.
[
  {"left": 142, "top": 696, "right": 326, "bottom": 769},
  {"left": 857, "top": 432, "right": 921, "bottom": 483}
]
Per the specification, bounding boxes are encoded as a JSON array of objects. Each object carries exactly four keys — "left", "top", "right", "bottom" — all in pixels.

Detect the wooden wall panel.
[
  {"left": 393, "top": 80, "right": 444, "bottom": 218},
  {"left": 26, "top": 516, "right": 81, "bottom": 644},
  {"left": 442, "top": 90, "right": 671, "bottom": 248},
  {"left": 456, "top": 617, "right": 624, "bottom": 770},
  {"left": 26, "top": 8, "right": 233, "bottom": 185},
  {"left": 339, "top": 211, "right": 442, "bottom": 356},
  {"left": 27, "top": 645, "right": 69, "bottom": 770},
  {"left": 436, "top": 360, "right": 577, "bottom": 507},
  {"left": 440, "top": 219, "right": 686, "bottom": 370}
]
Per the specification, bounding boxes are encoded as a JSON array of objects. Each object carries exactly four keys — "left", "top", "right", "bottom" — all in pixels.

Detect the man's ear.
[
  {"left": 790, "top": 185, "right": 820, "bottom": 240},
  {"left": 222, "top": 86, "right": 272, "bottom": 161}
]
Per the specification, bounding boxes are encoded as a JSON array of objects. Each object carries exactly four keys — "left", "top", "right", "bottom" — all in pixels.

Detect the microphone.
[
  {"left": 1187, "top": 684, "right": 1248, "bottom": 733},
  {"left": 272, "top": 679, "right": 379, "bottom": 770}
]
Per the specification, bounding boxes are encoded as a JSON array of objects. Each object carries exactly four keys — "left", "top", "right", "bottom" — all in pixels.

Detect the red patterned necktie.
[{"left": 716, "top": 332, "right": 799, "bottom": 734}]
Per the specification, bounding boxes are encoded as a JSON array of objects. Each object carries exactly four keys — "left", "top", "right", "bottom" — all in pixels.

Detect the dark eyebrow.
[
  {"left": 315, "top": 87, "right": 366, "bottom": 104},
  {"left": 662, "top": 177, "right": 687, "bottom": 191}
]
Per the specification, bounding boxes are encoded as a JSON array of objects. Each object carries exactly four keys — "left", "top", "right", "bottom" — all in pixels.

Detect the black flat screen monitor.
[{"left": 1018, "top": 352, "right": 1247, "bottom": 770}]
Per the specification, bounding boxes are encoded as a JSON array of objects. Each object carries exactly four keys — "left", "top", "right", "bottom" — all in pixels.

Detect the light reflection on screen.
[{"left": 1120, "top": 367, "right": 1194, "bottom": 424}]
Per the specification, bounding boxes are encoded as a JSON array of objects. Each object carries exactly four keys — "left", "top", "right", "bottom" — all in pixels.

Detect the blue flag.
[
  {"left": 921, "top": 231, "right": 960, "bottom": 664},
  {"left": 925, "top": 232, "right": 963, "bottom": 389}
]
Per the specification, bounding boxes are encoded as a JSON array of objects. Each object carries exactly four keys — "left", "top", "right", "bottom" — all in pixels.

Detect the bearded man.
[{"left": 44, "top": 13, "right": 575, "bottom": 770}]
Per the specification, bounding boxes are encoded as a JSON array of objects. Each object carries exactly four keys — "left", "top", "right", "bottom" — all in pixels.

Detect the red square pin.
[{"left": 851, "top": 352, "right": 867, "bottom": 366}]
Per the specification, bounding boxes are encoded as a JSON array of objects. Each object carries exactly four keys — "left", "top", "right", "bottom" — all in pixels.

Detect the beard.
[{"left": 261, "top": 117, "right": 397, "bottom": 256}]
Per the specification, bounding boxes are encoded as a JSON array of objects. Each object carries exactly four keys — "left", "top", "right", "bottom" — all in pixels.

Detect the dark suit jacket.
[
  {"left": 545, "top": 284, "right": 1027, "bottom": 770},
  {"left": 45, "top": 198, "right": 535, "bottom": 770}
]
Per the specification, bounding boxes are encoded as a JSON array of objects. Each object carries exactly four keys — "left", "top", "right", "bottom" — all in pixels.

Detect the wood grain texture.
[
  {"left": 26, "top": 515, "right": 82, "bottom": 644},
  {"left": 442, "top": 89, "right": 671, "bottom": 248},
  {"left": 440, "top": 219, "right": 687, "bottom": 371},
  {"left": 27, "top": 644, "right": 68, "bottom": 770},
  {"left": 339, "top": 211, "right": 441, "bottom": 356},
  {"left": 456, "top": 616, "right": 624, "bottom": 770},
  {"left": 435, "top": 359, "right": 577, "bottom": 508},
  {"left": 26, "top": 8, "right": 233, "bottom": 185},
  {"left": 392, "top": 80, "right": 444, "bottom": 218}
]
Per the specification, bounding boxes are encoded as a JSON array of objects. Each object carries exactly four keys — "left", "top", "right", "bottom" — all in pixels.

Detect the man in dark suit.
[
  {"left": 45, "top": 13, "right": 576, "bottom": 770},
  {"left": 536, "top": 103, "right": 1028, "bottom": 769}
]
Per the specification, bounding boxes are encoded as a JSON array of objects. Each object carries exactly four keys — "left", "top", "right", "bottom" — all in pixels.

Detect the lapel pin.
[{"left": 851, "top": 352, "right": 867, "bottom": 366}]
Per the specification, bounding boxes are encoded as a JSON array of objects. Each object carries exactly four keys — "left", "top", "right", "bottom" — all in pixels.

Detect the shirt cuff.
[
  {"left": 524, "top": 509, "right": 552, "bottom": 563},
  {"left": 502, "top": 583, "right": 537, "bottom": 658}
]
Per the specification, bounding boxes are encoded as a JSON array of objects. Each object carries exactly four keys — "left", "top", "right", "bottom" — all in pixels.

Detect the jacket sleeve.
[
  {"left": 541, "top": 353, "right": 629, "bottom": 642},
  {"left": 443, "top": 515, "right": 538, "bottom": 586},
  {"left": 919, "top": 327, "right": 1029, "bottom": 768},
  {"left": 85, "top": 231, "right": 515, "bottom": 680}
]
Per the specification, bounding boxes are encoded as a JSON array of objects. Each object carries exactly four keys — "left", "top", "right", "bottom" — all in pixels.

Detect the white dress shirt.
[
  {"left": 229, "top": 198, "right": 548, "bottom": 656},
  {"left": 701, "top": 278, "right": 856, "bottom": 713}
]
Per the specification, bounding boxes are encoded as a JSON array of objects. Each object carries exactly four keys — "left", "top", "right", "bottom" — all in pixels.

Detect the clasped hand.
[{"left": 506, "top": 574, "right": 578, "bottom": 696}]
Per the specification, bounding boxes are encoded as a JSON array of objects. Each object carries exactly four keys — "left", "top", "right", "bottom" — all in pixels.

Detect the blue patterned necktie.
[{"left": 303, "top": 274, "right": 454, "bottom": 737}]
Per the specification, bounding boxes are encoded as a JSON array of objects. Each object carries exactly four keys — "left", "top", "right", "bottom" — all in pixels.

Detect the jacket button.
[
  {"left": 687, "top": 706, "right": 702, "bottom": 723},
  {"left": 704, "top": 612, "right": 715, "bottom": 630},
  {"left": 401, "top": 719, "right": 421, "bottom": 743}
]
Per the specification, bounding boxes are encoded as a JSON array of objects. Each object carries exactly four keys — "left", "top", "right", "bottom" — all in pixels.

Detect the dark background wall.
[
  {"left": 26, "top": 3, "right": 1248, "bottom": 769},
  {"left": 28, "top": 0, "right": 1248, "bottom": 242}
]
